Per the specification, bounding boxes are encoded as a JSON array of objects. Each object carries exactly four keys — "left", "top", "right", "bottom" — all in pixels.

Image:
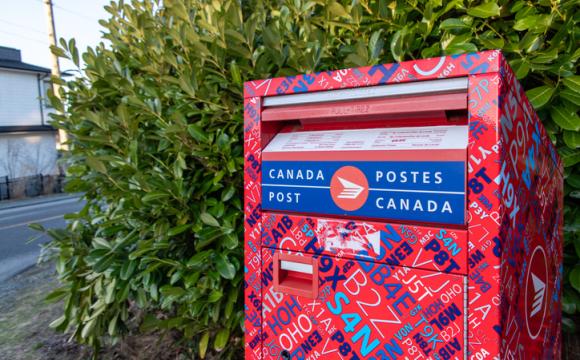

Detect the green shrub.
[{"left": 43, "top": 0, "right": 578, "bottom": 357}]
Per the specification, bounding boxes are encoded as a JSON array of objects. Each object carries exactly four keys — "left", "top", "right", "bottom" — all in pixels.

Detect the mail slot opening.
[
  {"left": 279, "top": 261, "right": 312, "bottom": 286},
  {"left": 273, "top": 253, "right": 318, "bottom": 298}
]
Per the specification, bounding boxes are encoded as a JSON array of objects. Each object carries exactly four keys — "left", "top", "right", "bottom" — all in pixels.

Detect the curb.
[{"left": 0, "top": 193, "right": 83, "bottom": 211}]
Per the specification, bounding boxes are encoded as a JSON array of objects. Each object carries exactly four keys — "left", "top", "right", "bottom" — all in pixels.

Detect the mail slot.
[{"left": 244, "top": 51, "right": 563, "bottom": 359}]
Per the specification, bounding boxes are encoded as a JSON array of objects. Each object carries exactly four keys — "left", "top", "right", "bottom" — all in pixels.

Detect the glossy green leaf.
[
  {"left": 509, "top": 59, "right": 530, "bottom": 79},
  {"left": 390, "top": 29, "right": 405, "bottom": 62},
  {"left": 562, "top": 76, "right": 580, "bottom": 93},
  {"left": 513, "top": 16, "right": 535, "bottom": 31},
  {"left": 187, "top": 251, "right": 210, "bottom": 268},
  {"left": 45, "top": 288, "right": 68, "bottom": 304},
  {"left": 526, "top": 85, "right": 555, "bottom": 109},
  {"left": 120, "top": 260, "right": 137, "bottom": 280},
  {"left": 86, "top": 157, "right": 107, "bottom": 174},
  {"left": 530, "top": 48, "right": 559, "bottom": 64},
  {"left": 49, "top": 315, "right": 67, "bottom": 329},
  {"left": 142, "top": 191, "right": 169, "bottom": 202},
  {"left": 28, "top": 223, "right": 45, "bottom": 232},
  {"left": 551, "top": 105, "right": 580, "bottom": 131},
  {"left": 327, "top": 2, "right": 349, "bottom": 19},
  {"left": 223, "top": 233, "right": 238, "bottom": 249},
  {"left": 221, "top": 185, "right": 235, "bottom": 202},
  {"left": 440, "top": 18, "right": 470, "bottom": 31},
  {"left": 571, "top": 266, "right": 580, "bottom": 293},
  {"left": 168, "top": 224, "right": 191, "bottom": 236},
  {"left": 214, "top": 328, "right": 230, "bottom": 351},
  {"left": 564, "top": 131, "right": 580, "bottom": 149},
  {"left": 92, "top": 237, "right": 111, "bottom": 250},
  {"left": 215, "top": 254, "right": 235, "bottom": 280},
  {"left": 368, "top": 30, "right": 384, "bottom": 59},
  {"left": 560, "top": 148, "right": 580, "bottom": 167},
  {"left": 560, "top": 88, "right": 580, "bottom": 106},
  {"left": 187, "top": 124, "right": 209, "bottom": 142},
  {"left": 108, "top": 314, "right": 118, "bottom": 337},
  {"left": 208, "top": 289, "right": 223, "bottom": 302},
  {"left": 566, "top": 175, "right": 580, "bottom": 188},
  {"left": 199, "top": 331, "right": 209, "bottom": 359},
  {"left": 467, "top": 3, "right": 500, "bottom": 18},
  {"left": 200, "top": 212, "right": 220, "bottom": 227}
]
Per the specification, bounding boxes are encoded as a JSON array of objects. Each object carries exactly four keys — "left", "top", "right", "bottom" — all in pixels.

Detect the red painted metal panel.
[
  {"left": 496, "top": 66, "right": 564, "bottom": 359},
  {"left": 244, "top": 96, "right": 263, "bottom": 359},
  {"left": 262, "top": 248, "right": 467, "bottom": 359}
]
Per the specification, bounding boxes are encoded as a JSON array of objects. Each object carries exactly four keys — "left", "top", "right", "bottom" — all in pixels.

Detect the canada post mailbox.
[{"left": 244, "top": 51, "right": 563, "bottom": 360}]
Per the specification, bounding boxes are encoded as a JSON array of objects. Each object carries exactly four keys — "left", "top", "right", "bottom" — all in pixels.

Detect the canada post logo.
[
  {"left": 525, "top": 245, "right": 548, "bottom": 340},
  {"left": 330, "top": 166, "right": 369, "bottom": 211}
]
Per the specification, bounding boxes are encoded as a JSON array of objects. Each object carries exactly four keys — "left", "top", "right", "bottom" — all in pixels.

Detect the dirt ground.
[
  {"left": 1, "top": 262, "right": 579, "bottom": 360},
  {"left": 0, "top": 261, "right": 90, "bottom": 360},
  {"left": 0, "top": 262, "right": 188, "bottom": 360}
]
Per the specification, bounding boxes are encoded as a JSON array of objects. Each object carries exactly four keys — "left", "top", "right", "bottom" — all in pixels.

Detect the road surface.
[{"left": 0, "top": 195, "right": 84, "bottom": 282}]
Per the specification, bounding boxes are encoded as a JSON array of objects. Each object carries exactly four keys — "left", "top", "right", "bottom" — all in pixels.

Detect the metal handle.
[
  {"left": 261, "top": 92, "right": 467, "bottom": 122},
  {"left": 273, "top": 252, "right": 318, "bottom": 299}
]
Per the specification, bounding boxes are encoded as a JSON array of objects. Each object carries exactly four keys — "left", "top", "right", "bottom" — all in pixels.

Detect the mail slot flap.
[
  {"left": 261, "top": 125, "right": 467, "bottom": 225},
  {"left": 262, "top": 213, "right": 468, "bottom": 275},
  {"left": 261, "top": 92, "right": 467, "bottom": 122}
]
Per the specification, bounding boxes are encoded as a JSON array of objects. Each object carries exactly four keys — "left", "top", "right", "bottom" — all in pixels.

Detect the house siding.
[{"left": 0, "top": 69, "right": 45, "bottom": 127}]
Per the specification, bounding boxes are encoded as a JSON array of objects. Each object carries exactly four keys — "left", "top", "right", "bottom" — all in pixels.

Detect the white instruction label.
[{"left": 264, "top": 125, "right": 468, "bottom": 153}]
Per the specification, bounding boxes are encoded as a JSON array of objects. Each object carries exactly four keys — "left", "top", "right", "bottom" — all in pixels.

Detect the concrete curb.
[{"left": 0, "top": 193, "right": 83, "bottom": 211}]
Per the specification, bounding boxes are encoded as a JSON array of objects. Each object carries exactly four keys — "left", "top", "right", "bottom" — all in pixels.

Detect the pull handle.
[
  {"left": 273, "top": 253, "right": 318, "bottom": 299},
  {"left": 261, "top": 92, "right": 467, "bottom": 122}
]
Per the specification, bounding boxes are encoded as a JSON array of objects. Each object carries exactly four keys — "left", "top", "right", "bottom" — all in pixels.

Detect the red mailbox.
[{"left": 244, "top": 51, "right": 563, "bottom": 360}]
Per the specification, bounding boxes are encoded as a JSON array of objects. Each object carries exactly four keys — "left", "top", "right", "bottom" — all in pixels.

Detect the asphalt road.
[{"left": 0, "top": 195, "right": 84, "bottom": 282}]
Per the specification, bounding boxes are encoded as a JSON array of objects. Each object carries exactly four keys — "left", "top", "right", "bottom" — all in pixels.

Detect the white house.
[{"left": 0, "top": 46, "right": 59, "bottom": 179}]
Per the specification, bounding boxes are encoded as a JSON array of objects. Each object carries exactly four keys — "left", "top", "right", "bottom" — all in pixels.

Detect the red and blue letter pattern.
[{"left": 244, "top": 51, "right": 562, "bottom": 359}]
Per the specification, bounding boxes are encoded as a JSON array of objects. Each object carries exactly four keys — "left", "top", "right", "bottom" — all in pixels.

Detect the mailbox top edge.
[{"left": 243, "top": 50, "right": 505, "bottom": 99}]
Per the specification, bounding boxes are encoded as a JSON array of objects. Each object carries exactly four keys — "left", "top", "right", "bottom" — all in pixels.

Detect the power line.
[
  {"left": 32, "top": 0, "right": 99, "bottom": 22},
  {"left": 0, "top": 18, "right": 47, "bottom": 36},
  {"left": 53, "top": 3, "right": 99, "bottom": 22},
  {"left": 0, "top": 29, "right": 49, "bottom": 45}
]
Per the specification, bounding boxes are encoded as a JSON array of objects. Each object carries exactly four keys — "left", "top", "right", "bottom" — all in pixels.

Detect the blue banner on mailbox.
[{"left": 262, "top": 161, "right": 466, "bottom": 225}]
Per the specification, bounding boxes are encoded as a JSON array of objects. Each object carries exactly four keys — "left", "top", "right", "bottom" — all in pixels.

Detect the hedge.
[{"left": 41, "top": 0, "right": 578, "bottom": 358}]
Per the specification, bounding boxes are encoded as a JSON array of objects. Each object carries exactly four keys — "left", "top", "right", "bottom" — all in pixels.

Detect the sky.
[{"left": 0, "top": 0, "right": 110, "bottom": 71}]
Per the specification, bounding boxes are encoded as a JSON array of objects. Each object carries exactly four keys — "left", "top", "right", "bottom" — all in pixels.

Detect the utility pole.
[{"left": 43, "top": 0, "right": 68, "bottom": 150}]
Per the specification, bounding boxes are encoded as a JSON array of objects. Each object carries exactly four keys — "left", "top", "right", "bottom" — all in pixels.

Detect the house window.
[{"left": 42, "top": 79, "right": 54, "bottom": 110}]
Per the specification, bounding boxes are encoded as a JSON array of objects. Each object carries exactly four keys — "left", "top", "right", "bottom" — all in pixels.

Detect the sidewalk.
[{"left": 0, "top": 192, "right": 82, "bottom": 211}]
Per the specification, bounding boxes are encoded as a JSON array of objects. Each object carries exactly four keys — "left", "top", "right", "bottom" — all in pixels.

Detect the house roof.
[
  {"left": 0, "top": 59, "right": 51, "bottom": 74},
  {"left": 0, "top": 46, "right": 50, "bottom": 74}
]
